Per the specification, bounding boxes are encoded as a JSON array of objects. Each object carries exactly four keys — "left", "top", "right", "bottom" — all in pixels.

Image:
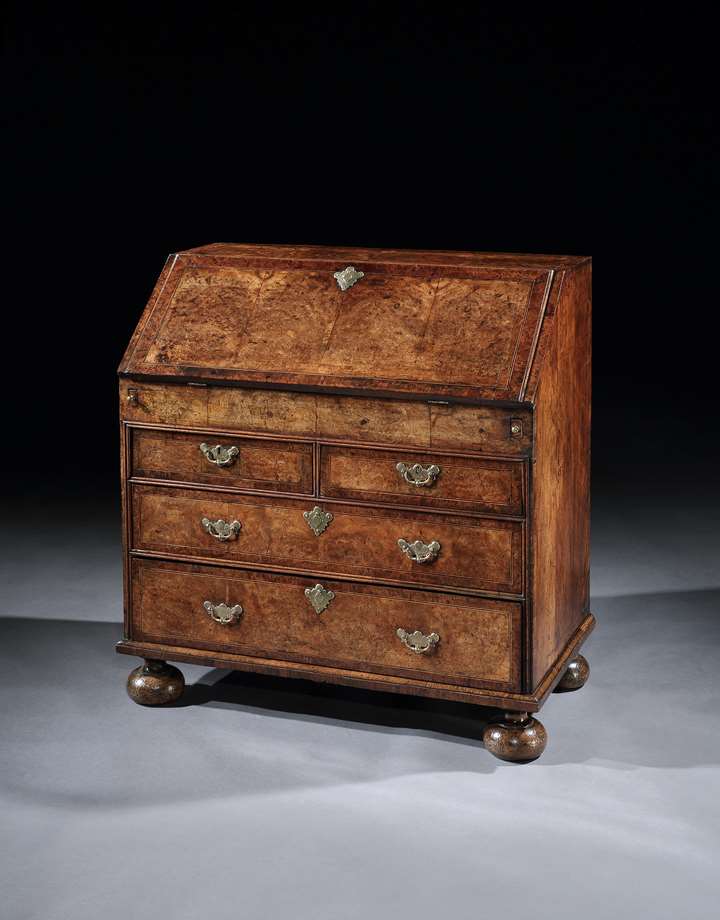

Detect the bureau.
[{"left": 117, "top": 243, "right": 593, "bottom": 763}]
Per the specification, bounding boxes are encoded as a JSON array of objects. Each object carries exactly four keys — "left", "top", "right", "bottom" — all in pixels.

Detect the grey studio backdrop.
[{"left": 2, "top": 444, "right": 720, "bottom": 920}]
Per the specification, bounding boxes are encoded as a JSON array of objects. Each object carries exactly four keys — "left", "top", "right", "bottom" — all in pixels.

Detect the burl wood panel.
[
  {"left": 130, "top": 428, "right": 313, "bottom": 494},
  {"left": 311, "top": 275, "right": 532, "bottom": 388},
  {"left": 317, "top": 398, "right": 533, "bottom": 455},
  {"left": 119, "top": 244, "right": 564, "bottom": 402},
  {"left": 207, "top": 387, "right": 317, "bottom": 437},
  {"left": 530, "top": 262, "right": 592, "bottom": 687},
  {"left": 315, "top": 395, "right": 429, "bottom": 447},
  {"left": 131, "top": 484, "right": 524, "bottom": 594},
  {"left": 320, "top": 445, "right": 524, "bottom": 515},
  {"left": 120, "top": 381, "right": 532, "bottom": 456},
  {"left": 120, "top": 380, "right": 207, "bottom": 427},
  {"left": 130, "top": 557, "right": 521, "bottom": 690}
]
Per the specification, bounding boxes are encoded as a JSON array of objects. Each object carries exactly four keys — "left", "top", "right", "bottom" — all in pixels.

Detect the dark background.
[{"left": 3, "top": 7, "right": 716, "bottom": 501}]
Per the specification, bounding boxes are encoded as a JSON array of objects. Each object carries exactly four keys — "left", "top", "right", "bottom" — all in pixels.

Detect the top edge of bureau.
[{"left": 180, "top": 242, "right": 591, "bottom": 271}]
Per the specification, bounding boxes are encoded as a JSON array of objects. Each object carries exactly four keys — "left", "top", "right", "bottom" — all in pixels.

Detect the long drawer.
[
  {"left": 320, "top": 444, "right": 524, "bottom": 515},
  {"left": 130, "top": 427, "right": 313, "bottom": 494},
  {"left": 130, "top": 557, "right": 522, "bottom": 691},
  {"left": 131, "top": 483, "right": 524, "bottom": 595}
]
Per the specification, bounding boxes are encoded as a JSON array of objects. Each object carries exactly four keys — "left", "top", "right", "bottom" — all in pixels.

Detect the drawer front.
[
  {"left": 130, "top": 428, "right": 313, "bottom": 494},
  {"left": 320, "top": 445, "right": 524, "bottom": 515},
  {"left": 132, "top": 484, "right": 524, "bottom": 595},
  {"left": 130, "top": 558, "right": 521, "bottom": 691},
  {"left": 120, "top": 381, "right": 532, "bottom": 455}
]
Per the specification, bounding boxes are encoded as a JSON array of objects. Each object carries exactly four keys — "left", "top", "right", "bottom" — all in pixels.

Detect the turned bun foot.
[
  {"left": 127, "top": 659, "right": 185, "bottom": 705},
  {"left": 483, "top": 712, "right": 547, "bottom": 763},
  {"left": 554, "top": 653, "right": 590, "bottom": 692}
]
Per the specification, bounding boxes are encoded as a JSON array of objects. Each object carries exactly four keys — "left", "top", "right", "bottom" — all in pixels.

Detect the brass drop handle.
[
  {"left": 199, "top": 442, "right": 240, "bottom": 467},
  {"left": 201, "top": 517, "right": 242, "bottom": 542},
  {"left": 203, "top": 601, "right": 243, "bottom": 625},
  {"left": 397, "top": 538, "right": 441, "bottom": 564},
  {"left": 396, "top": 462, "right": 440, "bottom": 487},
  {"left": 396, "top": 628, "right": 440, "bottom": 655}
]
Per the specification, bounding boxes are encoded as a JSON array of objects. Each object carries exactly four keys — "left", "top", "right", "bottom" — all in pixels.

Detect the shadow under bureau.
[{"left": 117, "top": 242, "right": 593, "bottom": 763}]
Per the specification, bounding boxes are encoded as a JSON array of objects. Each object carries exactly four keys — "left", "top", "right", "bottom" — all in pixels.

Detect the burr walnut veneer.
[{"left": 118, "top": 243, "right": 593, "bottom": 763}]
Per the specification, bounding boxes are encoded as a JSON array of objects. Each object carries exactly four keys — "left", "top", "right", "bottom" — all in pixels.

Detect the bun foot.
[
  {"left": 127, "top": 659, "right": 185, "bottom": 706},
  {"left": 483, "top": 712, "right": 547, "bottom": 763},
  {"left": 554, "top": 653, "right": 590, "bottom": 692}
]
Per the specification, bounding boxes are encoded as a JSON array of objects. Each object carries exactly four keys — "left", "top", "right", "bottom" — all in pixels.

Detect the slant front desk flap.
[{"left": 119, "top": 243, "right": 585, "bottom": 403}]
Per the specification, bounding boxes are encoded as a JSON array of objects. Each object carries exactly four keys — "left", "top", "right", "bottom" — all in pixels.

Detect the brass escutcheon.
[
  {"left": 303, "top": 506, "right": 333, "bottom": 536},
  {"left": 333, "top": 265, "right": 365, "bottom": 291},
  {"left": 304, "top": 583, "right": 335, "bottom": 615}
]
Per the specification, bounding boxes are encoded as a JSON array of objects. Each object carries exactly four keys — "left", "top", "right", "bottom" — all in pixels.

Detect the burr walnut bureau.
[{"left": 117, "top": 242, "right": 593, "bottom": 763}]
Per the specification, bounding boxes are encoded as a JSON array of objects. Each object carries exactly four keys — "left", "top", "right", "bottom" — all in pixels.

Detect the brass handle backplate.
[
  {"left": 203, "top": 601, "right": 243, "bottom": 625},
  {"left": 199, "top": 442, "right": 240, "bottom": 467},
  {"left": 397, "top": 538, "right": 441, "bottom": 564},
  {"left": 201, "top": 517, "right": 242, "bottom": 542},
  {"left": 396, "top": 462, "right": 440, "bottom": 487},
  {"left": 396, "top": 628, "right": 440, "bottom": 655}
]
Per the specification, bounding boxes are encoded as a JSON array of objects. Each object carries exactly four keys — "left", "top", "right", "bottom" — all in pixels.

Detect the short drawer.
[
  {"left": 130, "top": 557, "right": 522, "bottom": 691},
  {"left": 131, "top": 484, "right": 524, "bottom": 595},
  {"left": 130, "top": 428, "right": 313, "bottom": 494},
  {"left": 320, "top": 445, "right": 524, "bottom": 515}
]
